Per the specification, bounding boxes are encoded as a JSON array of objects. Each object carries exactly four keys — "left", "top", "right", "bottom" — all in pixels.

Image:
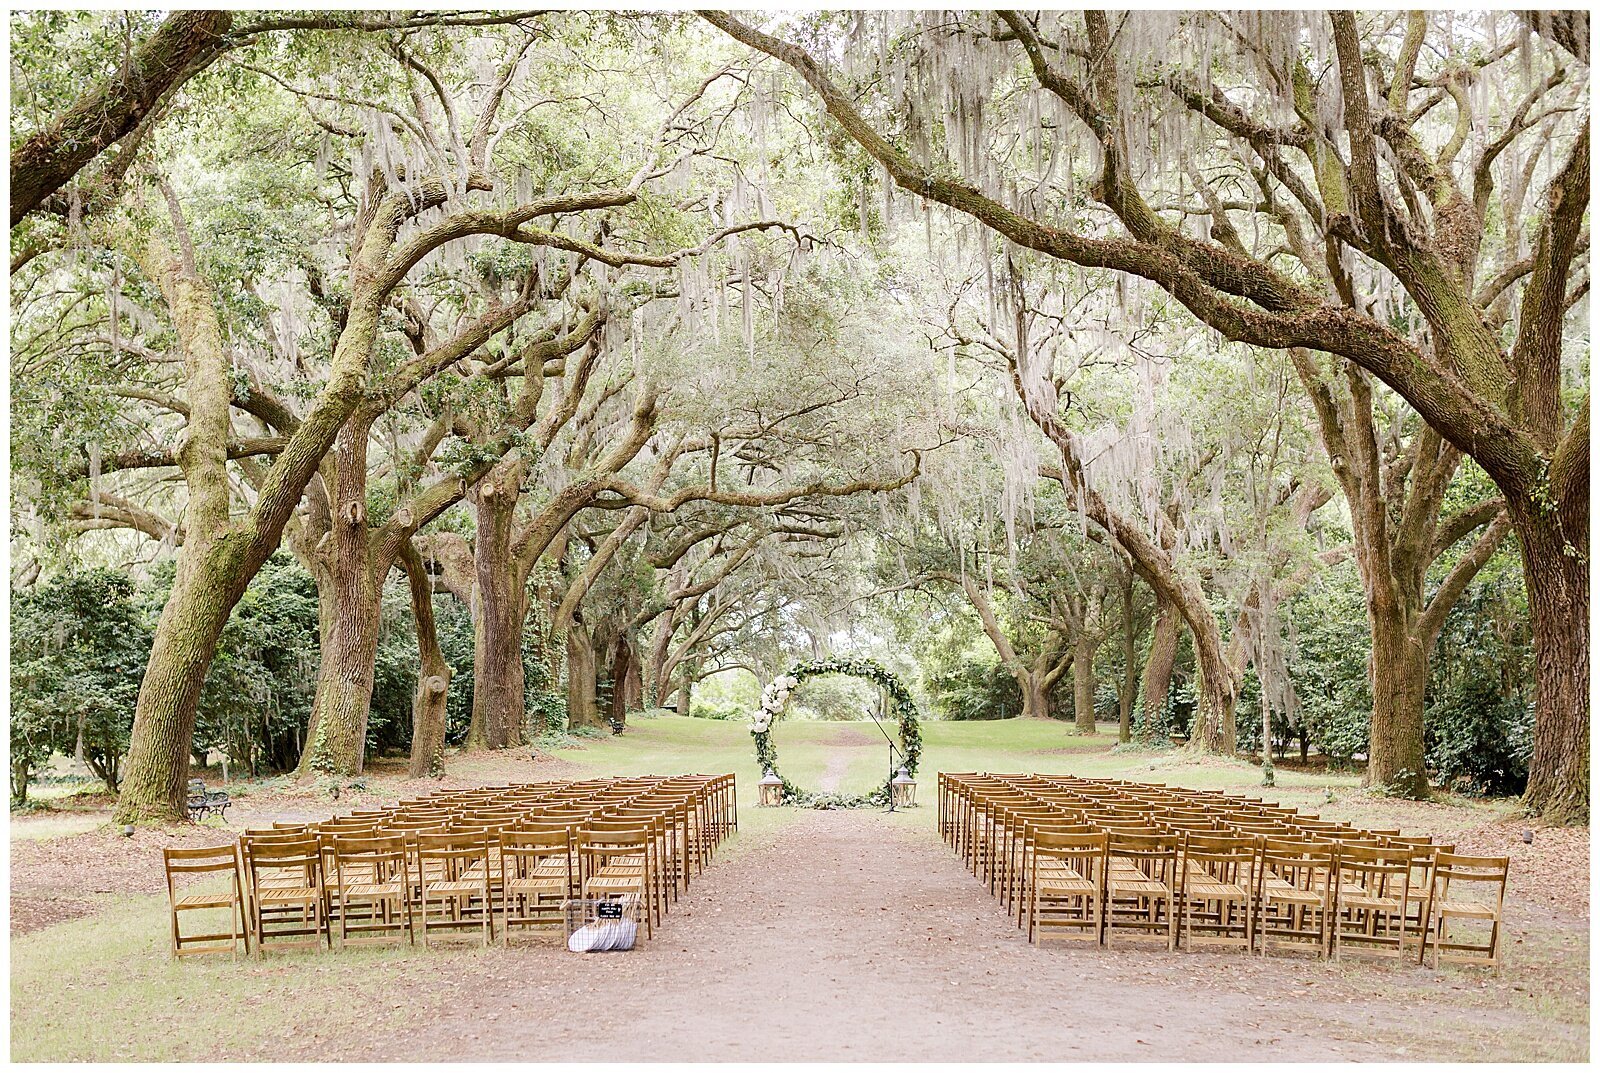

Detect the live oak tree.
[
  {"left": 704, "top": 10, "right": 1591, "bottom": 821},
  {"left": 10, "top": 11, "right": 1579, "bottom": 820}
]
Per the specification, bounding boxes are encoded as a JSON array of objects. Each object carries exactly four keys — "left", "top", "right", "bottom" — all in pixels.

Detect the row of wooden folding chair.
[
  {"left": 166, "top": 774, "right": 736, "bottom": 957},
  {"left": 941, "top": 774, "right": 1510, "bottom": 970}
]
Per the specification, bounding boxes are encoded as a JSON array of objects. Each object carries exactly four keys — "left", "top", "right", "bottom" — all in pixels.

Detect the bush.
[
  {"left": 10, "top": 569, "right": 151, "bottom": 799},
  {"left": 689, "top": 700, "right": 745, "bottom": 721},
  {"left": 926, "top": 656, "right": 1023, "bottom": 720},
  {"left": 1283, "top": 563, "right": 1372, "bottom": 768},
  {"left": 1424, "top": 577, "right": 1535, "bottom": 794}
]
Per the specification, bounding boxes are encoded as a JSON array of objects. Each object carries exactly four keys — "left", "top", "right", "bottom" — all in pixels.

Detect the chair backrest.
[
  {"left": 1334, "top": 844, "right": 1413, "bottom": 895},
  {"left": 580, "top": 826, "right": 650, "bottom": 857},
  {"left": 1106, "top": 832, "right": 1179, "bottom": 880},
  {"left": 500, "top": 828, "right": 573, "bottom": 874},
  {"left": 1183, "top": 832, "right": 1257, "bottom": 861},
  {"left": 163, "top": 843, "right": 240, "bottom": 878},
  {"left": 413, "top": 831, "right": 490, "bottom": 860},
  {"left": 1259, "top": 837, "right": 1334, "bottom": 889},
  {"left": 1432, "top": 853, "right": 1509, "bottom": 899},
  {"left": 329, "top": 833, "right": 409, "bottom": 870},
  {"left": 1033, "top": 829, "right": 1108, "bottom": 871},
  {"left": 244, "top": 835, "right": 322, "bottom": 880}
]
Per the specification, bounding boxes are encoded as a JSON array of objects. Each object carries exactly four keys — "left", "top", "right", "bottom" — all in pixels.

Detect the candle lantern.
[
  {"left": 890, "top": 767, "right": 917, "bottom": 809},
  {"left": 758, "top": 769, "right": 786, "bottom": 807}
]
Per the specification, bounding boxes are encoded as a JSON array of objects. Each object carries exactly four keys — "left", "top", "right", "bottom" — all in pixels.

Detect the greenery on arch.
[{"left": 750, "top": 656, "right": 922, "bottom": 808}]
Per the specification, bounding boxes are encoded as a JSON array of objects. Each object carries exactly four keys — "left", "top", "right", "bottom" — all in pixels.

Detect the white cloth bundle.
[{"left": 567, "top": 916, "right": 637, "bottom": 952}]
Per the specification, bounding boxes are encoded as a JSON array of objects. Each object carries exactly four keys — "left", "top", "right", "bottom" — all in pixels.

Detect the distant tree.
[{"left": 9, "top": 570, "right": 151, "bottom": 798}]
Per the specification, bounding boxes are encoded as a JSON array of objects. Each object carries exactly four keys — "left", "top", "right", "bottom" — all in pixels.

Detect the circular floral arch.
[{"left": 750, "top": 656, "right": 922, "bottom": 807}]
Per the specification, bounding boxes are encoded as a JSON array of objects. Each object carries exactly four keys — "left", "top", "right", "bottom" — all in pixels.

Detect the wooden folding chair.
[
  {"left": 1330, "top": 844, "right": 1413, "bottom": 961},
  {"left": 1027, "top": 830, "right": 1106, "bottom": 945},
  {"left": 328, "top": 834, "right": 413, "bottom": 947},
  {"left": 243, "top": 836, "right": 326, "bottom": 955},
  {"left": 500, "top": 828, "right": 573, "bottom": 943},
  {"left": 1256, "top": 837, "right": 1334, "bottom": 958},
  {"left": 579, "top": 827, "right": 654, "bottom": 940},
  {"left": 1426, "top": 853, "right": 1509, "bottom": 973},
  {"left": 414, "top": 832, "right": 494, "bottom": 947},
  {"left": 1103, "top": 832, "right": 1179, "bottom": 950},
  {"left": 163, "top": 844, "right": 248, "bottom": 958},
  {"left": 1177, "top": 834, "right": 1256, "bottom": 951}
]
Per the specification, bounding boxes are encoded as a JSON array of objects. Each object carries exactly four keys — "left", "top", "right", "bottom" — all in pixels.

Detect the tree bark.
[
  {"left": 609, "top": 630, "right": 639, "bottom": 730},
  {"left": 1364, "top": 601, "right": 1429, "bottom": 795},
  {"left": 1118, "top": 568, "right": 1139, "bottom": 742},
  {"left": 1072, "top": 634, "right": 1097, "bottom": 734},
  {"left": 565, "top": 623, "right": 602, "bottom": 729},
  {"left": 645, "top": 612, "right": 676, "bottom": 708},
  {"left": 1020, "top": 675, "right": 1050, "bottom": 720},
  {"left": 110, "top": 546, "right": 244, "bottom": 821},
  {"left": 620, "top": 633, "right": 644, "bottom": 713},
  {"left": 11, "top": 11, "right": 234, "bottom": 225},
  {"left": 295, "top": 423, "right": 382, "bottom": 778},
  {"left": 469, "top": 473, "right": 530, "bottom": 750},
  {"left": 1516, "top": 504, "right": 1590, "bottom": 822},
  {"left": 1190, "top": 649, "right": 1238, "bottom": 755},
  {"left": 401, "top": 542, "right": 451, "bottom": 779},
  {"left": 1141, "top": 600, "right": 1180, "bottom": 734}
]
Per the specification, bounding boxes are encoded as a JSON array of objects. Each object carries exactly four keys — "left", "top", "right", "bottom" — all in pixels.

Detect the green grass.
[
  {"left": 543, "top": 713, "right": 1372, "bottom": 806},
  {"left": 9, "top": 813, "right": 107, "bottom": 840},
  {"left": 9, "top": 891, "right": 451, "bottom": 1061}
]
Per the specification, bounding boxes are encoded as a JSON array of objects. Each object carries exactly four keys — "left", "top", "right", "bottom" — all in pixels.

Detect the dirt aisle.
[{"left": 383, "top": 809, "right": 1472, "bottom": 1062}]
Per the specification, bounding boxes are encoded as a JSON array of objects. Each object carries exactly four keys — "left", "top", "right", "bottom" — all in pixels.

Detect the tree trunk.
[
  {"left": 469, "top": 477, "right": 528, "bottom": 750},
  {"left": 1072, "top": 635, "right": 1097, "bottom": 734},
  {"left": 1119, "top": 570, "right": 1138, "bottom": 743},
  {"left": 645, "top": 615, "right": 674, "bottom": 707},
  {"left": 296, "top": 420, "right": 384, "bottom": 779},
  {"left": 1189, "top": 647, "right": 1238, "bottom": 755},
  {"left": 1019, "top": 674, "right": 1050, "bottom": 720},
  {"left": 402, "top": 543, "right": 452, "bottom": 779},
  {"left": 1365, "top": 602, "right": 1430, "bottom": 797},
  {"left": 1140, "top": 601, "right": 1179, "bottom": 735},
  {"left": 1260, "top": 702, "right": 1276, "bottom": 787},
  {"left": 112, "top": 543, "right": 247, "bottom": 823},
  {"left": 295, "top": 571, "right": 382, "bottom": 778},
  {"left": 616, "top": 633, "right": 643, "bottom": 722},
  {"left": 1516, "top": 505, "right": 1589, "bottom": 823},
  {"left": 566, "top": 624, "right": 602, "bottom": 729}
]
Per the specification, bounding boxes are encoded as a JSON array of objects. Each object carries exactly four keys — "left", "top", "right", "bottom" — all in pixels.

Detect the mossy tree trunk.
[
  {"left": 401, "top": 541, "right": 451, "bottom": 779},
  {"left": 469, "top": 468, "right": 531, "bottom": 750},
  {"left": 1072, "top": 634, "right": 1098, "bottom": 734},
  {"left": 1516, "top": 500, "right": 1590, "bottom": 823},
  {"left": 1140, "top": 600, "right": 1180, "bottom": 735}
]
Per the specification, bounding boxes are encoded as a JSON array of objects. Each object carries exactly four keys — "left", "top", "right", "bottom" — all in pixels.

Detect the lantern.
[
  {"left": 758, "top": 769, "right": 785, "bottom": 807},
  {"left": 890, "top": 767, "right": 917, "bottom": 809}
]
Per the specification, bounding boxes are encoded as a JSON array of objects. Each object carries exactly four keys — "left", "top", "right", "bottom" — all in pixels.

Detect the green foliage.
[
  {"left": 1280, "top": 563, "right": 1373, "bottom": 768},
  {"left": 189, "top": 555, "right": 320, "bottom": 774},
  {"left": 10, "top": 569, "right": 151, "bottom": 800},
  {"left": 1425, "top": 576, "right": 1535, "bottom": 795},
  {"left": 926, "top": 655, "right": 1023, "bottom": 720}
]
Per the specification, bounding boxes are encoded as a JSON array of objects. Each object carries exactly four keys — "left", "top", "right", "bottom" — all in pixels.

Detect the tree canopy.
[{"left": 8, "top": 10, "right": 1588, "bottom": 822}]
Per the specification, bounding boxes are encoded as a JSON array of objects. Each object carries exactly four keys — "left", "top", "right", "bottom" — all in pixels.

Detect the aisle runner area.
[{"left": 389, "top": 808, "right": 1500, "bottom": 1062}]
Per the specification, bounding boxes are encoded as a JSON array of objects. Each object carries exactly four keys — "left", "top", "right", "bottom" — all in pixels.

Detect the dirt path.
[
  {"left": 365, "top": 809, "right": 1562, "bottom": 1062},
  {"left": 815, "top": 753, "right": 853, "bottom": 791}
]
